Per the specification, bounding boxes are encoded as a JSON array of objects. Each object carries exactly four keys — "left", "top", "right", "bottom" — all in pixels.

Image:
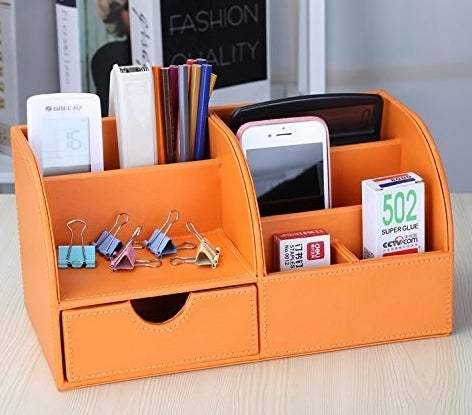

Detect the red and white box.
[{"left": 274, "top": 229, "right": 331, "bottom": 271}]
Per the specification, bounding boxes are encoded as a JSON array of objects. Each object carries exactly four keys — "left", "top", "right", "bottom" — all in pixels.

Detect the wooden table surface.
[{"left": 0, "top": 194, "right": 471, "bottom": 415}]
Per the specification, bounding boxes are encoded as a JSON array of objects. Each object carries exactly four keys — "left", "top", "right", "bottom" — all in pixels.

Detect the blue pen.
[{"left": 194, "top": 64, "right": 212, "bottom": 161}]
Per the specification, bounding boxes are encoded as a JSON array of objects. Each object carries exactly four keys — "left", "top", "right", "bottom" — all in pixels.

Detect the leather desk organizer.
[{"left": 11, "top": 90, "right": 453, "bottom": 390}]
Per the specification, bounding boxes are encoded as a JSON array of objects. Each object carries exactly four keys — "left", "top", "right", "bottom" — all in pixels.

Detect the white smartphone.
[{"left": 237, "top": 116, "right": 331, "bottom": 216}]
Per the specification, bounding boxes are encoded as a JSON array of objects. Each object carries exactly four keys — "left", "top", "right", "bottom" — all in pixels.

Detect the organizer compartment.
[
  {"left": 259, "top": 251, "right": 452, "bottom": 358},
  {"left": 11, "top": 114, "right": 261, "bottom": 389},
  {"left": 44, "top": 159, "right": 223, "bottom": 243},
  {"left": 44, "top": 158, "right": 255, "bottom": 307},
  {"left": 57, "top": 229, "right": 255, "bottom": 308},
  {"left": 330, "top": 139, "right": 401, "bottom": 207},
  {"left": 12, "top": 90, "right": 453, "bottom": 389},
  {"left": 211, "top": 90, "right": 453, "bottom": 360},
  {"left": 330, "top": 240, "right": 358, "bottom": 264},
  {"left": 62, "top": 285, "right": 259, "bottom": 385},
  {"left": 261, "top": 206, "right": 363, "bottom": 272},
  {"left": 211, "top": 91, "right": 452, "bottom": 268}
]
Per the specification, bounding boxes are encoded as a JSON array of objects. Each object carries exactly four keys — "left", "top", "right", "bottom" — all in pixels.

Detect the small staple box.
[
  {"left": 274, "top": 229, "right": 330, "bottom": 271},
  {"left": 362, "top": 172, "right": 425, "bottom": 259}
]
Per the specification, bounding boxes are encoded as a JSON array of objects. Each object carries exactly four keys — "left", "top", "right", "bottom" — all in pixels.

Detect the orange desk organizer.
[{"left": 11, "top": 90, "right": 453, "bottom": 390}]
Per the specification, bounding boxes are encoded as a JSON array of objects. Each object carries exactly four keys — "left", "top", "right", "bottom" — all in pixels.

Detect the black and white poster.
[
  {"left": 160, "top": 0, "right": 267, "bottom": 90},
  {"left": 130, "top": 0, "right": 271, "bottom": 104}
]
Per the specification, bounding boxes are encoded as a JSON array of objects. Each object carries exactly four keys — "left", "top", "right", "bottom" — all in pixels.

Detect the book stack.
[
  {"left": 55, "top": 0, "right": 132, "bottom": 116},
  {"left": 0, "top": 0, "right": 59, "bottom": 157},
  {"left": 129, "top": 0, "right": 270, "bottom": 106}
]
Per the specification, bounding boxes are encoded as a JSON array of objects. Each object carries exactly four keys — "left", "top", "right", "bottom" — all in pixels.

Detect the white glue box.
[
  {"left": 362, "top": 172, "right": 425, "bottom": 259},
  {"left": 274, "top": 229, "right": 331, "bottom": 271}
]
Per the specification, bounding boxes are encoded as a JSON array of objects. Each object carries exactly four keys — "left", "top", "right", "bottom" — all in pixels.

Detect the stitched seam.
[
  {"left": 19, "top": 147, "right": 62, "bottom": 380},
  {"left": 210, "top": 115, "right": 261, "bottom": 274},
  {"left": 261, "top": 273, "right": 269, "bottom": 354},
  {"left": 213, "top": 229, "right": 253, "bottom": 275},
  {"left": 69, "top": 349, "right": 257, "bottom": 381},
  {"left": 60, "top": 229, "right": 254, "bottom": 303},
  {"left": 61, "top": 276, "right": 254, "bottom": 302},
  {"left": 445, "top": 254, "right": 454, "bottom": 330},
  {"left": 261, "top": 255, "right": 453, "bottom": 355},
  {"left": 65, "top": 288, "right": 258, "bottom": 381},
  {"left": 264, "top": 255, "right": 451, "bottom": 283},
  {"left": 264, "top": 328, "right": 451, "bottom": 357}
]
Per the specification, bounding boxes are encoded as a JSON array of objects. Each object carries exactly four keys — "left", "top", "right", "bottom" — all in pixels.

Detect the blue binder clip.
[
  {"left": 58, "top": 219, "right": 96, "bottom": 269},
  {"left": 144, "top": 210, "right": 179, "bottom": 257},
  {"left": 92, "top": 212, "right": 129, "bottom": 259},
  {"left": 110, "top": 226, "right": 162, "bottom": 271},
  {"left": 144, "top": 210, "right": 195, "bottom": 258}
]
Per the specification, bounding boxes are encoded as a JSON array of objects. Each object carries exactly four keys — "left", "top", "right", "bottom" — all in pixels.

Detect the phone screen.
[{"left": 246, "top": 142, "right": 326, "bottom": 216}]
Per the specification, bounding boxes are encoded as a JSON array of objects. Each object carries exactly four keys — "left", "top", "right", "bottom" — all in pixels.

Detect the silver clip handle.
[
  {"left": 174, "top": 221, "right": 221, "bottom": 268},
  {"left": 170, "top": 256, "right": 197, "bottom": 266},
  {"left": 66, "top": 219, "right": 87, "bottom": 263},
  {"left": 112, "top": 226, "right": 142, "bottom": 266},
  {"left": 147, "top": 209, "right": 179, "bottom": 248},
  {"left": 105, "top": 212, "right": 129, "bottom": 252},
  {"left": 135, "top": 258, "right": 163, "bottom": 268}
]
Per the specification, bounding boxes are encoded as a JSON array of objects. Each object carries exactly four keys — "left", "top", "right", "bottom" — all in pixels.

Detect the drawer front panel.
[{"left": 62, "top": 285, "right": 258, "bottom": 383}]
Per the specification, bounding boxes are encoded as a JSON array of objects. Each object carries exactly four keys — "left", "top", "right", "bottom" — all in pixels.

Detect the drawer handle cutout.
[{"left": 131, "top": 293, "right": 190, "bottom": 323}]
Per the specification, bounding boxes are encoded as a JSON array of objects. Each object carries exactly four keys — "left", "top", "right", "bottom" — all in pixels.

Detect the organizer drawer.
[
  {"left": 260, "top": 251, "right": 453, "bottom": 358},
  {"left": 62, "top": 285, "right": 259, "bottom": 384}
]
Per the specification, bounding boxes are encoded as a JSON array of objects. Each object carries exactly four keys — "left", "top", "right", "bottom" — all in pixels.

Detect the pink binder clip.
[{"left": 110, "top": 226, "right": 161, "bottom": 272}]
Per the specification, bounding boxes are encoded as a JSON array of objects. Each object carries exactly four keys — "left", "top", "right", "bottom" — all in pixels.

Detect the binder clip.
[
  {"left": 92, "top": 212, "right": 129, "bottom": 259},
  {"left": 170, "top": 221, "right": 221, "bottom": 269},
  {"left": 144, "top": 210, "right": 195, "bottom": 258},
  {"left": 58, "top": 219, "right": 96, "bottom": 269},
  {"left": 110, "top": 226, "right": 162, "bottom": 272}
]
